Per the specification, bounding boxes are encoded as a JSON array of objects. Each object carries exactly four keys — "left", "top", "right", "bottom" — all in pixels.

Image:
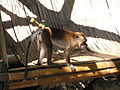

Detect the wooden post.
[{"left": 0, "top": 11, "right": 9, "bottom": 90}]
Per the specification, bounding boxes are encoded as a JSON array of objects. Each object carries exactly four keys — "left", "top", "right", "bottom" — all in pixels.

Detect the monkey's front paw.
[{"left": 68, "top": 64, "right": 76, "bottom": 72}]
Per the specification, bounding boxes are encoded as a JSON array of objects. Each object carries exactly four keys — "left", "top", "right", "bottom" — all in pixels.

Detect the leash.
[
  {"left": 24, "top": 18, "right": 52, "bottom": 79},
  {"left": 30, "top": 18, "right": 52, "bottom": 36}
]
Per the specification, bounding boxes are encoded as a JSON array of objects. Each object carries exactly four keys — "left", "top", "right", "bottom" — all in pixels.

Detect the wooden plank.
[
  {"left": 9, "top": 58, "right": 120, "bottom": 89},
  {"left": 0, "top": 73, "right": 9, "bottom": 82}
]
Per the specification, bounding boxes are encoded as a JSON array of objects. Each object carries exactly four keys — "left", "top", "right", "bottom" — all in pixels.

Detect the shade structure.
[{"left": 0, "top": 0, "right": 120, "bottom": 89}]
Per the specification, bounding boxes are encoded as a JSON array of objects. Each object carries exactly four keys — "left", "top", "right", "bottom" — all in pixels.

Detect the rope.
[{"left": 30, "top": 18, "right": 52, "bottom": 36}]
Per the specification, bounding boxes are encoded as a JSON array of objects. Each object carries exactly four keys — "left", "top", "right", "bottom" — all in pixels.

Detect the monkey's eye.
[{"left": 75, "top": 35, "right": 79, "bottom": 39}]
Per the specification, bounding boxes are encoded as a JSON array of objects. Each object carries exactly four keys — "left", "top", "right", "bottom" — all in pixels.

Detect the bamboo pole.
[
  {"left": 0, "top": 11, "right": 8, "bottom": 66},
  {"left": 8, "top": 58, "right": 120, "bottom": 89},
  {"left": 0, "top": 11, "right": 9, "bottom": 90}
]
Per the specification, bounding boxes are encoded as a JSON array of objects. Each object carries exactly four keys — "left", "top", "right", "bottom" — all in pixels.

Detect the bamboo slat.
[{"left": 9, "top": 57, "right": 120, "bottom": 89}]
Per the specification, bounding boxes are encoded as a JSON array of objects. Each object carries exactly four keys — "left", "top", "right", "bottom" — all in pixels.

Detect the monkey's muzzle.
[{"left": 80, "top": 43, "right": 87, "bottom": 49}]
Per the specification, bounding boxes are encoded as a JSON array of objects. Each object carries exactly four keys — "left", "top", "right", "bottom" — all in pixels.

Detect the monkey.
[
  {"left": 24, "top": 19, "right": 87, "bottom": 78},
  {"left": 25, "top": 27, "right": 87, "bottom": 71},
  {"left": 38, "top": 27, "right": 87, "bottom": 71}
]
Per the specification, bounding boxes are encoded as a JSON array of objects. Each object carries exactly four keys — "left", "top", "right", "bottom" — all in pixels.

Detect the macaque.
[
  {"left": 25, "top": 19, "right": 87, "bottom": 76},
  {"left": 25, "top": 27, "right": 87, "bottom": 72},
  {"left": 40, "top": 27, "right": 87, "bottom": 71}
]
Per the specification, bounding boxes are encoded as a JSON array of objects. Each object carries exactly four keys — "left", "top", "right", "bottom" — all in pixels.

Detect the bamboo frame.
[
  {"left": 0, "top": 11, "right": 9, "bottom": 90},
  {"left": 0, "top": 11, "right": 8, "bottom": 64},
  {"left": 9, "top": 58, "right": 120, "bottom": 89}
]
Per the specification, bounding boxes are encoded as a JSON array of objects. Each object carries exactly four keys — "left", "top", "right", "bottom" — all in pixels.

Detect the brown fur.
[{"left": 37, "top": 27, "right": 87, "bottom": 71}]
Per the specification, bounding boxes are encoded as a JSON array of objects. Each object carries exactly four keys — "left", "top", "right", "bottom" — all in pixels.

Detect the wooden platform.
[{"left": 8, "top": 55, "right": 120, "bottom": 89}]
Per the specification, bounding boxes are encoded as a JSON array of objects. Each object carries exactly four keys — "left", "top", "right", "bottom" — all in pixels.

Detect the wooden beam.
[
  {"left": 0, "top": 11, "right": 9, "bottom": 90},
  {"left": 0, "top": 11, "right": 8, "bottom": 65},
  {"left": 9, "top": 58, "right": 120, "bottom": 89}
]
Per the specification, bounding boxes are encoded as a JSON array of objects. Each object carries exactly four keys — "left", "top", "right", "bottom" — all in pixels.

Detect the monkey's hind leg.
[
  {"left": 45, "top": 41, "right": 62, "bottom": 68},
  {"left": 45, "top": 40, "right": 54, "bottom": 65},
  {"left": 37, "top": 43, "right": 46, "bottom": 65}
]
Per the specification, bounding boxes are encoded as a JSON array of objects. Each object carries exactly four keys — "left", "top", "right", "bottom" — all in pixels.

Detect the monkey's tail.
[{"left": 24, "top": 29, "right": 42, "bottom": 79}]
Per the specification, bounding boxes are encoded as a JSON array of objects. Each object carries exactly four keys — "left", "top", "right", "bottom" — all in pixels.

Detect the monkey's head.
[{"left": 74, "top": 32, "right": 87, "bottom": 49}]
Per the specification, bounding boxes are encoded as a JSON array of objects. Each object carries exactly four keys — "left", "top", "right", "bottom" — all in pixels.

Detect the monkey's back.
[{"left": 50, "top": 27, "right": 75, "bottom": 48}]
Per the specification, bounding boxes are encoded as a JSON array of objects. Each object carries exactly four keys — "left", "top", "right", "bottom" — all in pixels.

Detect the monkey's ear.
[{"left": 74, "top": 35, "right": 79, "bottom": 39}]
